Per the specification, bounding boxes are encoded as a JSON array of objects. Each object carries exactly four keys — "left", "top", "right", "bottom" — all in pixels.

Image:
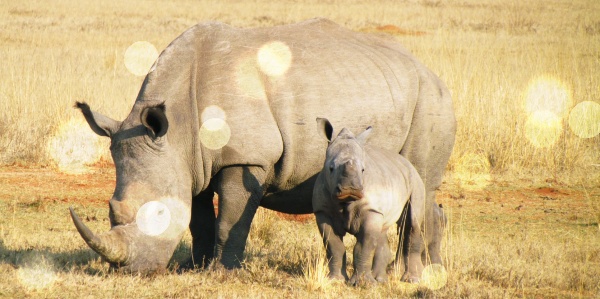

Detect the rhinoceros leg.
[
  {"left": 393, "top": 200, "right": 425, "bottom": 282},
  {"left": 189, "top": 187, "right": 216, "bottom": 268},
  {"left": 426, "top": 204, "right": 446, "bottom": 265},
  {"left": 213, "top": 166, "right": 265, "bottom": 269},
  {"left": 399, "top": 71, "right": 455, "bottom": 277},
  {"left": 349, "top": 213, "right": 384, "bottom": 286},
  {"left": 391, "top": 203, "right": 409, "bottom": 275},
  {"left": 372, "top": 230, "right": 391, "bottom": 283},
  {"left": 401, "top": 224, "right": 425, "bottom": 283},
  {"left": 315, "top": 212, "right": 348, "bottom": 281}
]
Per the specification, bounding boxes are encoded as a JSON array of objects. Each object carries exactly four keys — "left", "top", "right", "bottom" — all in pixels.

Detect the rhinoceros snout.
[
  {"left": 335, "top": 185, "right": 364, "bottom": 200},
  {"left": 70, "top": 207, "right": 176, "bottom": 273}
]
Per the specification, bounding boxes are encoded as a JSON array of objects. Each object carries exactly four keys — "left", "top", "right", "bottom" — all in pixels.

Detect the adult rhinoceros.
[{"left": 70, "top": 18, "right": 456, "bottom": 274}]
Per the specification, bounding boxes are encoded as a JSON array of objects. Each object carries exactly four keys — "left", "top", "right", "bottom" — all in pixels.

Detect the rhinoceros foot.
[
  {"left": 179, "top": 257, "right": 212, "bottom": 272},
  {"left": 401, "top": 272, "right": 421, "bottom": 284},
  {"left": 327, "top": 272, "right": 347, "bottom": 281},
  {"left": 374, "top": 272, "right": 388, "bottom": 283},
  {"left": 348, "top": 272, "right": 377, "bottom": 287}
]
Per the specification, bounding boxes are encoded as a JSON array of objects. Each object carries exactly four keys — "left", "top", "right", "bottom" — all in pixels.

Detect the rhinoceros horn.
[{"left": 69, "top": 207, "right": 129, "bottom": 264}]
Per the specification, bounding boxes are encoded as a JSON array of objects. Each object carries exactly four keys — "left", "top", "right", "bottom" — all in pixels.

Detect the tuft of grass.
[{"left": 302, "top": 244, "right": 332, "bottom": 292}]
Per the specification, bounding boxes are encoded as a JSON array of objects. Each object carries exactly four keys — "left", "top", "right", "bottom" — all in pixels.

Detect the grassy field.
[
  {"left": 0, "top": 167, "right": 597, "bottom": 298},
  {"left": 1, "top": 0, "right": 599, "bottom": 180},
  {"left": 0, "top": 0, "right": 599, "bottom": 298}
]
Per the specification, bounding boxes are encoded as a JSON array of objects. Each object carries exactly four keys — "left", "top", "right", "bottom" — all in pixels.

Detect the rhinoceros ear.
[
  {"left": 75, "top": 102, "right": 121, "bottom": 137},
  {"left": 356, "top": 126, "right": 373, "bottom": 145},
  {"left": 316, "top": 117, "right": 334, "bottom": 142},
  {"left": 141, "top": 104, "right": 169, "bottom": 138}
]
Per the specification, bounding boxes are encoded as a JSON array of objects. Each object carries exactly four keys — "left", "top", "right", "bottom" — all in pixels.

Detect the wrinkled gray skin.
[
  {"left": 70, "top": 18, "right": 456, "bottom": 273},
  {"left": 312, "top": 119, "right": 427, "bottom": 285}
]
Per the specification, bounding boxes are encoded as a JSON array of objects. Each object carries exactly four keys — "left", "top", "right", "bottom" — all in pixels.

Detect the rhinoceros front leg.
[
  {"left": 372, "top": 229, "right": 391, "bottom": 283},
  {"left": 213, "top": 166, "right": 265, "bottom": 269},
  {"left": 189, "top": 187, "right": 216, "bottom": 268},
  {"left": 315, "top": 212, "right": 348, "bottom": 281},
  {"left": 349, "top": 212, "right": 383, "bottom": 286}
]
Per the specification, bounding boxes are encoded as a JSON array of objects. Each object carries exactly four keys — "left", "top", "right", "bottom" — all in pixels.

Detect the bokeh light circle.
[
  {"left": 201, "top": 105, "right": 227, "bottom": 124},
  {"left": 199, "top": 118, "right": 231, "bottom": 150},
  {"left": 525, "top": 110, "right": 562, "bottom": 148},
  {"left": 124, "top": 41, "right": 159, "bottom": 76},
  {"left": 522, "top": 76, "right": 572, "bottom": 148},
  {"left": 136, "top": 201, "right": 171, "bottom": 236},
  {"left": 453, "top": 153, "right": 491, "bottom": 190},
  {"left": 159, "top": 197, "right": 191, "bottom": 239},
  {"left": 257, "top": 41, "right": 292, "bottom": 77},
  {"left": 46, "top": 118, "right": 107, "bottom": 174},
  {"left": 17, "top": 265, "right": 57, "bottom": 291},
  {"left": 568, "top": 101, "right": 600, "bottom": 138},
  {"left": 235, "top": 57, "right": 267, "bottom": 100},
  {"left": 420, "top": 264, "right": 448, "bottom": 290},
  {"left": 524, "top": 76, "right": 571, "bottom": 118}
]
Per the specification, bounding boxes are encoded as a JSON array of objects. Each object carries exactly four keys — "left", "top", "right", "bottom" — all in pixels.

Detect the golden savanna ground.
[{"left": 0, "top": 0, "right": 599, "bottom": 298}]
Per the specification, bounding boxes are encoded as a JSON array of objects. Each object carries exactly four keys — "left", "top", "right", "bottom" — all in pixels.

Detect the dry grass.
[
  {"left": 0, "top": 167, "right": 598, "bottom": 298},
  {"left": 1, "top": 0, "right": 599, "bottom": 298},
  {"left": 0, "top": 0, "right": 598, "bottom": 183}
]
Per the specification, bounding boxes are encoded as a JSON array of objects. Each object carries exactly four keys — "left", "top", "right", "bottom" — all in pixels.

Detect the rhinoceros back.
[
  {"left": 201, "top": 19, "right": 422, "bottom": 191},
  {"left": 144, "top": 18, "right": 443, "bottom": 209}
]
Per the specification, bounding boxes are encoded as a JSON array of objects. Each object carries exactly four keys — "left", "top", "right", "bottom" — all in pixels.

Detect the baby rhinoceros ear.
[
  {"left": 316, "top": 117, "right": 334, "bottom": 142},
  {"left": 356, "top": 126, "right": 373, "bottom": 145}
]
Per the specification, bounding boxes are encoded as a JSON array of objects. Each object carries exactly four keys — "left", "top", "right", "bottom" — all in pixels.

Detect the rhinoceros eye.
[{"left": 329, "top": 165, "right": 334, "bottom": 172}]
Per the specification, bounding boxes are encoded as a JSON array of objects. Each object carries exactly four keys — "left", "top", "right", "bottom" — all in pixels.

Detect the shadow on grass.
[
  {"left": 0, "top": 239, "right": 98, "bottom": 272},
  {"left": 241, "top": 251, "right": 304, "bottom": 277},
  {"left": 0, "top": 239, "right": 194, "bottom": 276},
  {"left": 266, "top": 257, "right": 304, "bottom": 277},
  {"left": 574, "top": 221, "right": 599, "bottom": 228}
]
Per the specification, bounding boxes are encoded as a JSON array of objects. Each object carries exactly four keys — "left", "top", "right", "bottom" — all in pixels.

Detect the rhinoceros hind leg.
[
  {"left": 426, "top": 203, "right": 447, "bottom": 265},
  {"left": 399, "top": 68, "right": 455, "bottom": 277},
  {"left": 402, "top": 226, "right": 425, "bottom": 283}
]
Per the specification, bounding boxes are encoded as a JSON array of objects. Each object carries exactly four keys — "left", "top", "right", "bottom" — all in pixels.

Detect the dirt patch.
[
  {"left": 534, "top": 187, "right": 568, "bottom": 197},
  {"left": 435, "top": 180, "right": 597, "bottom": 234},
  {"left": 0, "top": 165, "right": 596, "bottom": 227},
  {"left": 274, "top": 213, "right": 314, "bottom": 223},
  {"left": 360, "top": 24, "right": 427, "bottom": 36},
  {"left": 0, "top": 165, "right": 115, "bottom": 206}
]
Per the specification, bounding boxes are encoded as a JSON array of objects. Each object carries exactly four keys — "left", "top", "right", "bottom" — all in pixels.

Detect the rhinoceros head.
[
  {"left": 70, "top": 101, "right": 193, "bottom": 273},
  {"left": 316, "top": 118, "right": 373, "bottom": 202}
]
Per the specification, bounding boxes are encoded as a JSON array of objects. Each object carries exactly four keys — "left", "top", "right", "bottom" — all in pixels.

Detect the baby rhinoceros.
[{"left": 312, "top": 118, "right": 427, "bottom": 285}]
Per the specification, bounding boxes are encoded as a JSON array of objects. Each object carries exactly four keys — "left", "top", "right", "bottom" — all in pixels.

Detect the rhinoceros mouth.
[{"left": 336, "top": 190, "right": 364, "bottom": 201}]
